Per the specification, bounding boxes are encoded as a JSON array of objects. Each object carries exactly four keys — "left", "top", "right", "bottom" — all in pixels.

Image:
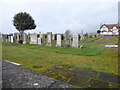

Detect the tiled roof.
[{"left": 100, "top": 24, "right": 119, "bottom": 29}]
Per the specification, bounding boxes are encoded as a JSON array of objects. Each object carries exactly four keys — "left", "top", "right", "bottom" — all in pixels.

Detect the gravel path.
[{"left": 2, "top": 60, "right": 73, "bottom": 88}]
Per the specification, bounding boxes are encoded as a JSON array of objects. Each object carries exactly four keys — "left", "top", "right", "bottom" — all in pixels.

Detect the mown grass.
[{"left": 2, "top": 36, "right": 118, "bottom": 75}]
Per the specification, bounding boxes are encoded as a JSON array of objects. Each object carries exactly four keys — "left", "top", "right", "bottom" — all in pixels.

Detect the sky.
[{"left": 0, "top": 0, "right": 119, "bottom": 34}]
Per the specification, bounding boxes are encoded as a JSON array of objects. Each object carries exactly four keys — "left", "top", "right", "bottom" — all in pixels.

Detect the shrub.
[
  {"left": 45, "top": 34, "right": 47, "bottom": 39},
  {"left": 18, "top": 40, "right": 23, "bottom": 44},
  {"left": 61, "top": 34, "right": 64, "bottom": 40},
  {"left": 95, "top": 34, "right": 97, "bottom": 37},
  {"left": 78, "top": 34, "right": 81, "bottom": 41},
  {"left": 89, "top": 35, "right": 92, "bottom": 38},
  {"left": 55, "top": 34, "right": 57, "bottom": 40}
]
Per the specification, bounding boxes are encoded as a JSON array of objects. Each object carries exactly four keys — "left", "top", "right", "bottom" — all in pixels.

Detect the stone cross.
[
  {"left": 46, "top": 32, "right": 52, "bottom": 46},
  {"left": 56, "top": 34, "right": 61, "bottom": 47},
  {"left": 80, "top": 30, "right": 84, "bottom": 40},
  {"left": 72, "top": 33, "right": 79, "bottom": 48},
  {"left": 30, "top": 34, "right": 38, "bottom": 44}
]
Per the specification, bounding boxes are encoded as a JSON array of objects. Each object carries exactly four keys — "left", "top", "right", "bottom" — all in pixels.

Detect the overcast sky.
[{"left": 0, "top": 0, "right": 119, "bottom": 34}]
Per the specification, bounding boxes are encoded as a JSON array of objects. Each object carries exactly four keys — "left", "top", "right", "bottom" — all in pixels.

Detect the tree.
[
  {"left": 97, "top": 30, "right": 101, "bottom": 36},
  {"left": 78, "top": 34, "right": 81, "bottom": 41},
  {"left": 13, "top": 12, "right": 36, "bottom": 40},
  {"left": 65, "top": 30, "right": 71, "bottom": 37}
]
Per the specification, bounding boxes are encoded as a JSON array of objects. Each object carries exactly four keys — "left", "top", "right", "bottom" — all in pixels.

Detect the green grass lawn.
[{"left": 2, "top": 36, "right": 118, "bottom": 75}]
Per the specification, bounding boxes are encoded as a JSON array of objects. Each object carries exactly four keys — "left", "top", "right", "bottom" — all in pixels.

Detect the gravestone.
[
  {"left": 23, "top": 33, "right": 27, "bottom": 44},
  {"left": 46, "top": 32, "right": 52, "bottom": 46},
  {"left": 64, "top": 34, "right": 66, "bottom": 40},
  {"left": 0, "top": 33, "right": 2, "bottom": 42},
  {"left": 5, "top": 35, "right": 8, "bottom": 43},
  {"left": 14, "top": 33, "right": 20, "bottom": 43},
  {"left": 30, "top": 34, "right": 38, "bottom": 44},
  {"left": 52, "top": 34, "right": 55, "bottom": 40},
  {"left": 28, "top": 33, "right": 30, "bottom": 40},
  {"left": 8, "top": 36, "right": 11, "bottom": 43},
  {"left": 10, "top": 36, "right": 13, "bottom": 43},
  {"left": 80, "top": 30, "right": 84, "bottom": 40},
  {"left": 40, "top": 34, "right": 44, "bottom": 39},
  {"left": 56, "top": 34, "right": 61, "bottom": 47},
  {"left": 72, "top": 33, "right": 79, "bottom": 48},
  {"left": 38, "top": 37, "right": 42, "bottom": 45},
  {"left": 2, "top": 35, "right": 6, "bottom": 42}
]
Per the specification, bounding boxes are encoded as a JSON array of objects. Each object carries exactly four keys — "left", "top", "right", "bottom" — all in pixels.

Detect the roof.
[{"left": 100, "top": 24, "right": 119, "bottom": 29}]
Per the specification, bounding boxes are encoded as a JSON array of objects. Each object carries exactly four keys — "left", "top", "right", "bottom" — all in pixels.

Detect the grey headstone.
[
  {"left": 72, "top": 33, "right": 79, "bottom": 48},
  {"left": 30, "top": 34, "right": 38, "bottom": 44},
  {"left": 46, "top": 32, "right": 52, "bottom": 46},
  {"left": 38, "top": 37, "right": 42, "bottom": 45},
  {"left": 80, "top": 30, "right": 84, "bottom": 40}
]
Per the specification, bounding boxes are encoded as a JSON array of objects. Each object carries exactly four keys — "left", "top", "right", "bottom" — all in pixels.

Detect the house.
[{"left": 100, "top": 24, "right": 119, "bottom": 36}]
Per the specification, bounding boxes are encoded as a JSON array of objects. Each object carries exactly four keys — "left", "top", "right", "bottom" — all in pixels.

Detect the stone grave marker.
[
  {"left": 56, "top": 34, "right": 61, "bottom": 47},
  {"left": 72, "top": 33, "right": 79, "bottom": 48},
  {"left": 30, "top": 34, "right": 38, "bottom": 44},
  {"left": 46, "top": 32, "right": 52, "bottom": 46}
]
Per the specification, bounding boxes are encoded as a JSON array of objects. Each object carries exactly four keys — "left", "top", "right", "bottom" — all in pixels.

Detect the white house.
[{"left": 100, "top": 24, "right": 119, "bottom": 36}]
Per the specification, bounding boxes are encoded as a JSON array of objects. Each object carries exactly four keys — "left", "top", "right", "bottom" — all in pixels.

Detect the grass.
[{"left": 2, "top": 36, "right": 118, "bottom": 75}]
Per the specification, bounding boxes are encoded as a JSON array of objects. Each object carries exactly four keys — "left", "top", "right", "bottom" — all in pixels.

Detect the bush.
[
  {"left": 78, "top": 34, "right": 81, "bottom": 41},
  {"left": 55, "top": 34, "right": 57, "bottom": 40},
  {"left": 45, "top": 34, "right": 47, "bottom": 39},
  {"left": 61, "top": 34, "right": 64, "bottom": 40},
  {"left": 37, "top": 34, "right": 40, "bottom": 38},
  {"left": 95, "top": 34, "right": 97, "bottom": 37},
  {"left": 89, "top": 35, "right": 92, "bottom": 38},
  {"left": 18, "top": 40, "right": 23, "bottom": 44}
]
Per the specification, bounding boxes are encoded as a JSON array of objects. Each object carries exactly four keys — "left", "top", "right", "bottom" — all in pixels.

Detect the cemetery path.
[
  {"left": 0, "top": 61, "right": 2, "bottom": 90},
  {"left": 81, "top": 36, "right": 117, "bottom": 46},
  {"left": 2, "top": 60, "right": 73, "bottom": 88}
]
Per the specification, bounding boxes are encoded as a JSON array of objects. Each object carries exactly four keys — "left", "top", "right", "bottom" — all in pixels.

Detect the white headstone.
[
  {"left": 38, "top": 37, "right": 42, "bottom": 45},
  {"left": 56, "top": 34, "right": 61, "bottom": 47},
  {"left": 23, "top": 33, "right": 27, "bottom": 44},
  {"left": 10, "top": 36, "right": 13, "bottom": 43}
]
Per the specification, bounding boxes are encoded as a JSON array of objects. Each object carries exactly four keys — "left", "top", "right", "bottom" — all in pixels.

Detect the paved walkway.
[
  {"left": 0, "top": 61, "right": 2, "bottom": 90},
  {"left": 2, "top": 60, "right": 73, "bottom": 88}
]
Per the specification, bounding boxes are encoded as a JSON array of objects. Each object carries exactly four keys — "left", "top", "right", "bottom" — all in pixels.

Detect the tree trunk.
[{"left": 19, "top": 30, "right": 24, "bottom": 41}]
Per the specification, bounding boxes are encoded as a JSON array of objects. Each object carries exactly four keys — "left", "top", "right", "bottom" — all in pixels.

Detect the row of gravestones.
[
  {"left": 0, "top": 33, "right": 27, "bottom": 44},
  {"left": 30, "top": 32, "right": 82, "bottom": 48},
  {"left": 0, "top": 32, "right": 97, "bottom": 48}
]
